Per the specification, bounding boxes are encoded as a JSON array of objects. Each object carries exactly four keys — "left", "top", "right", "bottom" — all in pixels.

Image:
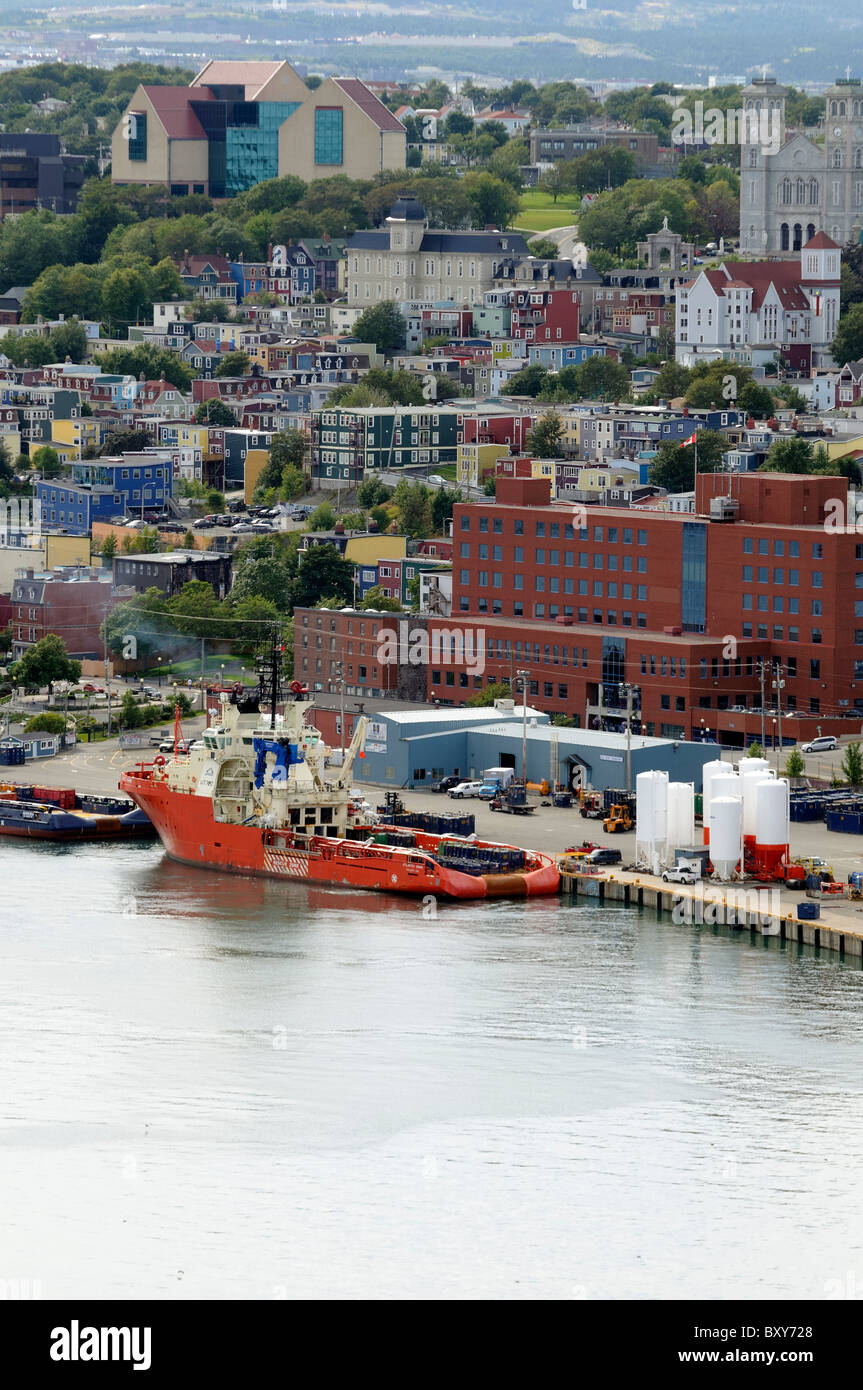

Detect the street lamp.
[
  {"left": 157, "top": 655, "right": 163, "bottom": 687},
  {"left": 334, "top": 661, "right": 346, "bottom": 763},
  {"left": 516, "top": 668, "right": 529, "bottom": 783},
  {"left": 772, "top": 718, "right": 778, "bottom": 768}
]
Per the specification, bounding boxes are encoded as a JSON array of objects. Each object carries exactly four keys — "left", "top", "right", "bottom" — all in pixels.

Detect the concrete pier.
[{"left": 561, "top": 867, "right": 863, "bottom": 961}]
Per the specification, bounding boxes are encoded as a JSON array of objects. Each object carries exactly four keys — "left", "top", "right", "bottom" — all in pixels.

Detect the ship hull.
[
  {"left": 120, "top": 770, "right": 559, "bottom": 899},
  {"left": 0, "top": 804, "right": 156, "bottom": 841}
]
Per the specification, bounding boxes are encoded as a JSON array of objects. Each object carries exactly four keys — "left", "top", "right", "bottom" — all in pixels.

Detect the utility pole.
[
  {"left": 334, "top": 661, "right": 345, "bottom": 763},
  {"left": 772, "top": 659, "right": 785, "bottom": 770},
  {"left": 516, "top": 667, "right": 529, "bottom": 782},
  {"left": 759, "top": 658, "right": 766, "bottom": 749},
  {"left": 103, "top": 602, "right": 112, "bottom": 737},
  {"left": 619, "top": 681, "right": 639, "bottom": 793},
  {"left": 200, "top": 635, "right": 206, "bottom": 710}
]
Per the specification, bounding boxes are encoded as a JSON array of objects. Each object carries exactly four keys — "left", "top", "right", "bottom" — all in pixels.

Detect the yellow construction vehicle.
[{"left": 604, "top": 803, "right": 633, "bottom": 833}]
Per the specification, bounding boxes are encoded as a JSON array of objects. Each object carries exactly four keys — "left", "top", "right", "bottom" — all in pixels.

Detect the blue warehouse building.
[{"left": 350, "top": 706, "right": 717, "bottom": 793}]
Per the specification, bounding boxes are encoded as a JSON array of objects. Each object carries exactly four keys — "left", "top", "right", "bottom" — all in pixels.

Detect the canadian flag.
[{"left": 680, "top": 431, "right": 697, "bottom": 448}]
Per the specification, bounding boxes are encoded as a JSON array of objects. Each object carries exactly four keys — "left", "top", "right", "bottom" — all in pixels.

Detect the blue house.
[{"left": 38, "top": 454, "right": 174, "bottom": 533}]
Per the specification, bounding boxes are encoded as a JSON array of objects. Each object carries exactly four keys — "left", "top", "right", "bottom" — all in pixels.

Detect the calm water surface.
[{"left": 2, "top": 840, "right": 863, "bottom": 1300}]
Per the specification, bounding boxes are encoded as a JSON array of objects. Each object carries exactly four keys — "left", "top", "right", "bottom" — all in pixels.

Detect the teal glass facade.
[
  {"left": 314, "top": 107, "right": 343, "bottom": 166},
  {"left": 225, "top": 101, "right": 300, "bottom": 196}
]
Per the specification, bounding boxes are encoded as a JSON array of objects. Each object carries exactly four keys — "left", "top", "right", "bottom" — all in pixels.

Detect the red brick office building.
[{"left": 427, "top": 473, "right": 862, "bottom": 747}]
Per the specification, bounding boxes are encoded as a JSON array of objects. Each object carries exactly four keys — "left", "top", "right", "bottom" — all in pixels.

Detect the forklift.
[{"left": 603, "top": 802, "right": 633, "bottom": 834}]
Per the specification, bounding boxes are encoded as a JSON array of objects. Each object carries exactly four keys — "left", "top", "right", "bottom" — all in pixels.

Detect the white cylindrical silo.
[
  {"left": 755, "top": 778, "right": 790, "bottom": 856},
  {"left": 705, "top": 773, "right": 739, "bottom": 845},
  {"left": 636, "top": 769, "right": 669, "bottom": 865},
  {"left": 738, "top": 755, "right": 769, "bottom": 778},
  {"left": 667, "top": 781, "right": 695, "bottom": 852},
  {"left": 701, "top": 759, "right": 728, "bottom": 845},
  {"left": 741, "top": 763, "right": 774, "bottom": 839},
  {"left": 709, "top": 797, "right": 742, "bottom": 880}
]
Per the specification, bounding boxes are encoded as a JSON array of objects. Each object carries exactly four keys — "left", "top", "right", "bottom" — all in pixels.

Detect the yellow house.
[
  {"left": 344, "top": 535, "right": 405, "bottom": 565},
  {"left": 52, "top": 418, "right": 106, "bottom": 454},
  {"left": 577, "top": 463, "right": 640, "bottom": 492},
  {"left": 244, "top": 448, "right": 271, "bottom": 503},
  {"left": 558, "top": 413, "right": 583, "bottom": 457},
  {"left": 457, "top": 441, "right": 503, "bottom": 489},
  {"left": 825, "top": 435, "right": 863, "bottom": 462}
]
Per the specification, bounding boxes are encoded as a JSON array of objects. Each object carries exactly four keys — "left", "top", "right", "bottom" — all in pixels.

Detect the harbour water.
[{"left": 3, "top": 839, "right": 863, "bottom": 1301}]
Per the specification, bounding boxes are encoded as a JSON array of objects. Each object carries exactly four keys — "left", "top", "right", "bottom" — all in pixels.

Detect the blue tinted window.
[{"left": 314, "top": 107, "right": 343, "bottom": 164}]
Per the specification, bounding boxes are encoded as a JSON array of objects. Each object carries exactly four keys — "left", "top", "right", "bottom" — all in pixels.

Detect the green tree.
[
  {"left": 501, "top": 363, "right": 549, "bottom": 397},
  {"left": 785, "top": 748, "right": 806, "bottom": 779},
  {"left": 215, "top": 349, "right": 251, "bottom": 378},
  {"left": 648, "top": 430, "right": 727, "bottom": 492},
  {"left": 466, "top": 681, "right": 511, "bottom": 707},
  {"left": 291, "top": 544, "right": 354, "bottom": 610},
  {"left": 229, "top": 596, "right": 285, "bottom": 653},
  {"left": 759, "top": 437, "right": 816, "bottom": 474},
  {"left": 167, "top": 579, "right": 222, "bottom": 638},
  {"left": 120, "top": 690, "right": 143, "bottom": 729},
  {"left": 842, "top": 741, "right": 863, "bottom": 788},
  {"left": 575, "top": 355, "right": 631, "bottom": 401},
  {"left": 359, "top": 585, "right": 402, "bottom": 611},
  {"left": 832, "top": 303, "right": 863, "bottom": 366},
  {"left": 393, "top": 479, "right": 432, "bottom": 538},
  {"left": 280, "top": 464, "right": 306, "bottom": 501},
  {"left": 431, "top": 486, "right": 461, "bottom": 532},
  {"left": 103, "top": 585, "right": 169, "bottom": 663},
  {"left": 357, "top": 476, "right": 393, "bottom": 508},
  {"left": 10, "top": 633, "right": 81, "bottom": 694},
  {"left": 95, "top": 345, "right": 193, "bottom": 392},
  {"left": 206, "top": 489, "right": 225, "bottom": 512},
  {"left": 31, "top": 445, "right": 63, "bottom": 479},
  {"left": 100, "top": 532, "right": 117, "bottom": 561},
  {"left": 193, "top": 399, "right": 238, "bottom": 427},
  {"left": 463, "top": 171, "right": 520, "bottom": 229},
  {"left": 526, "top": 410, "right": 564, "bottom": 458},
  {"left": 24, "top": 711, "right": 68, "bottom": 734},
  {"left": 182, "top": 529, "right": 197, "bottom": 549},
  {"left": 229, "top": 537, "right": 297, "bottom": 611},
  {"left": 307, "top": 500, "right": 336, "bottom": 531},
  {"left": 528, "top": 237, "right": 561, "bottom": 259},
  {"left": 747, "top": 741, "right": 764, "bottom": 758},
  {"left": 351, "top": 300, "right": 406, "bottom": 355},
  {"left": 256, "top": 428, "right": 307, "bottom": 491}
]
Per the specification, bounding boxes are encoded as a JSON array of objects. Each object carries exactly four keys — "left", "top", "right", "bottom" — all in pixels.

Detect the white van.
[{"left": 801, "top": 735, "right": 838, "bottom": 753}]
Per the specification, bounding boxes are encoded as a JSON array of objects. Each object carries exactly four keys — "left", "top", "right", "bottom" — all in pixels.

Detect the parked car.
[
  {"left": 158, "top": 740, "right": 176, "bottom": 754},
  {"left": 194, "top": 518, "right": 216, "bottom": 529},
  {"left": 662, "top": 866, "right": 700, "bottom": 884},
  {"left": 431, "top": 775, "right": 461, "bottom": 793},
  {"left": 232, "top": 522, "right": 256, "bottom": 533},
  {"left": 427, "top": 474, "right": 447, "bottom": 487},
  {"left": 477, "top": 780, "right": 504, "bottom": 800},
  {"left": 801, "top": 735, "right": 838, "bottom": 753},
  {"left": 250, "top": 522, "right": 274, "bottom": 533},
  {"left": 227, "top": 500, "right": 246, "bottom": 513},
  {"left": 586, "top": 847, "right": 623, "bottom": 866},
  {"left": 448, "top": 780, "right": 483, "bottom": 799}
]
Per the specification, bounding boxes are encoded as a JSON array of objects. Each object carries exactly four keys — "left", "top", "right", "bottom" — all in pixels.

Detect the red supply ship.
[{"left": 119, "top": 638, "right": 558, "bottom": 900}]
